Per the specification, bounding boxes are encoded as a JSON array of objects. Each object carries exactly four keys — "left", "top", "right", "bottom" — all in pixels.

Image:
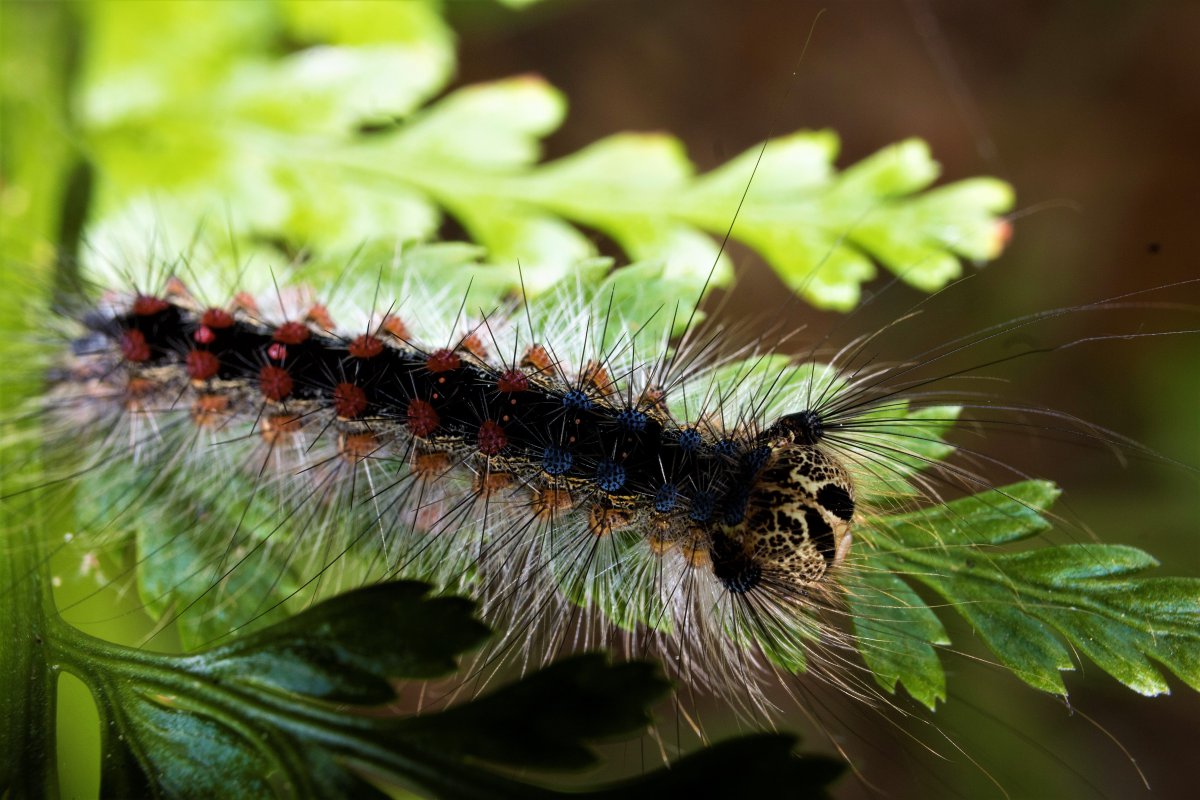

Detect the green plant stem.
[
  {"left": 0, "top": 511, "right": 57, "bottom": 796},
  {"left": 0, "top": 2, "right": 83, "bottom": 794},
  {"left": 42, "top": 621, "right": 558, "bottom": 800}
]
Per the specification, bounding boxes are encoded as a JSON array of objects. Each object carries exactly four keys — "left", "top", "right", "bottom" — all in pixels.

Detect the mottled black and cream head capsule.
[{"left": 711, "top": 417, "right": 855, "bottom": 595}]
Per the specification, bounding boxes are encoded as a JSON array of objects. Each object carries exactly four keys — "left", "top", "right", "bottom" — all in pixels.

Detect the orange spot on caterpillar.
[
  {"left": 333, "top": 382, "right": 368, "bottom": 419},
  {"left": 460, "top": 332, "right": 488, "bottom": 360},
  {"left": 124, "top": 376, "right": 157, "bottom": 410},
  {"left": 587, "top": 505, "right": 634, "bottom": 538},
  {"left": 681, "top": 529, "right": 711, "bottom": 568},
  {"left": 406, "top": 399, "right": 439, "bottom": 436},
  {"left": 190, "top": 393, "right": 229, "bottom": 427},
  {"left": 305, "top": 304, "right": 335, "bottom": 330},
  {"left": 639, "top": 385, "right": 667, "bottom": 413},
  {"left": 348, "top": 334, "right": 384, "bottom": 359},
  {"left": 413, "top": 451, "right": 451, "bottom": 479},
  {"left": 477, "top": 420, "right": 507, "bottom": 456},
  {"left": 497, "top": 368, "right": 528, "bottom": 393},
  {"left": 131, "top": 295, "right": 169, "bottom": 316},
  {"left": 259, "top": 365, "right": 293, "bottom": 401},
  {"left": 581, "top": 360, "right": 613, "bottom": 397},
  {"left": 261, "top": 413, "right": 302, "bottom": 443},
  {"left": 530, "top": 486, "right": 573, "bottom": 520},
  {"left": 273, "top": 321, "right": 309, "bottom": 345},
  {"left": 163, "top": 276, "right": 192, "bottom": 301},
  {"left": 521, "top": 344, "right": 552, "bottom": 372},
  {"left": 186, "top": 349, "right": 220, "bottom": 382},
  {"left": 338, "top": 431, "right": 380, "bottom": 463},
  {"left": 474, "top": 470, "right": 514, "bottom": 496},
  {"left": 120, "top": 330, "right": 150, "bottom": 362},
  {"left": 232, "top": 293, "right": 259, "bottom": 315},
  {"left": 201, "top": 308, "right": 235, "bottom": 329},
  {"left": 426, "top": 348, "right": 461, "bottom": 374},
  {"left": 381, "top": 314, "right": 410, "bottom": 340},
  {"left": 647, "top": 520, "right": 676, "bottom": 556},
  {"left": 126, "top": 376, "right": 156, "bottom": 396}
]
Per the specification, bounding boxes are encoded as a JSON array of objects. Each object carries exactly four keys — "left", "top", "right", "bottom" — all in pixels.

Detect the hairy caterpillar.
[
  {"left": 8, "top": 3, "right": 1200, "bottom": 798},
  {"left": 48, "top": 263, "right": 861, "bottom": 694},
  {"left": 24, "top": 245, "right": 1197, "bottom": 800}
]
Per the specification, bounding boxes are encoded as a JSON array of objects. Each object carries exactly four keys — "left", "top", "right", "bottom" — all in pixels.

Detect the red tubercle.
[
  {"left": 201, "top": 308, "right": 235, "bottom": 329},
  {"left": 193, "top": 325, "right": 216, "bottom": 345},
  {"left": 477, "top": 420, "right": 507, "bottom": 456},
  {"left": 259, "top": 365, "right": 293, "bottom": 401},
  {"left": 132, "top": 295, "right": 169, "bottom": 316},
  {"left": 496, "top": 368, "right": 528, "bottom": 393},
  {"left": 267, "top": 343, "right": 288, "bottom": 362},
  {"left": 186, "top": 350, "right": 220, "bottom": 382},
  {"left": 333, "top": 382, "right": 368, "bottom": 419},
  {"left": 120, "top": 330, "right": 151, "bottom": 362},
  {"left": 426, "top": 348, "right": 461, "bottom": 374},
  {"left": 406, "top": 399, "right": 440, "bottom": 437},
  {"left": 349, "top": 334, "right": 384, "bottom": 359},
  {"left": 273, "top": 321, "right": 310, "bottom": 345}
]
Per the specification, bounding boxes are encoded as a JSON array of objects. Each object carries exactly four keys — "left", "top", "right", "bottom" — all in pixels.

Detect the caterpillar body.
[
  {"left": 30, "top": 240, "right": 1200, "bottom": 800},
  {"left": 25, "top": 236, "right": 1200, "bottom": 800},
  {"left": 6, "top": 2, "right": 1199, "bottom": 798},
  {"left": 48, "top": 263, "right": 886, "bottom": 704}
]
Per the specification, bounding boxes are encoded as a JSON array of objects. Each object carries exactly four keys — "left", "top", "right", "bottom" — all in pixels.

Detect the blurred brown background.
[{"left": 448, "top": 2, "right": 1199, "bottom": 798}]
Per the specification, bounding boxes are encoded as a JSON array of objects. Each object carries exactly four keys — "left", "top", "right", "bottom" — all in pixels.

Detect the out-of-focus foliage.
[{"left": 73, "top": 0, "right": 1010, "bottom": 310}]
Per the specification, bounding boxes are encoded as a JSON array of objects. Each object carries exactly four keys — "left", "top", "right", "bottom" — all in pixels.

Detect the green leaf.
[
  {"left": 79, "top": 0, "right": 456, "bottom": 258},
  {"left": 861, "top": 482, "right": 1200, "bottom": 697},
  {"left": 395, "top": 655, "right": 667, "bottom": 770},
  {"left": 874, "top": 480, "right": 1059, "bottom": 548},
  {"left": 49, "top": 582, "right": 840, "bottom": 799},
  {"left": 847, "top": 570, "right": 949, "bottom": 709},
  {"left": 194, "top": 582, "right": 489, "bottom": 704},
  {"left": 135, "top": 512, "right": 302, "bottom": 652},
  {"left": 75, "top": 1, "right": 1012, "bottom": 313},
  {"left": 833, "top": 403, "right": 963, "bottom": 504}
]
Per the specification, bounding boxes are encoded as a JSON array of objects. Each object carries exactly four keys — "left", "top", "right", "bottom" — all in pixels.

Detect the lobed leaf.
[
  {"left": 847, "top": 570, "right": 949, "bottom": 709},
  {"left": 860, "top": 482, "right": 1200, "bottom": 697},
  {"left": 77, "top": 2, "right": 1012, "bottom": 312},
  {"left": 50, "top": 582, "right": 841, "bottom": 799}
]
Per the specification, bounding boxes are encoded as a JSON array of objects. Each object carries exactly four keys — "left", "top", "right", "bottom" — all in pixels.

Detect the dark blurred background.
[{"left": 446, "top": 2, "right": 1198, "bottom": 798}]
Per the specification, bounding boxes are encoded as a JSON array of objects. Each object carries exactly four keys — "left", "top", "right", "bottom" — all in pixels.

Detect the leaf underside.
[
  {"left": 855, "top": 481, "right": 1200, "bottom": 706},
  {"left": 54, "top": 582, "right": 843, "bottom": 799}
]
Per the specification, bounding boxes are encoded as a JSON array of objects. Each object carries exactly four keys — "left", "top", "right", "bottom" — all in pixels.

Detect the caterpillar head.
[{"left": 711, "top": 412, "right": 855, "bottom": 596}]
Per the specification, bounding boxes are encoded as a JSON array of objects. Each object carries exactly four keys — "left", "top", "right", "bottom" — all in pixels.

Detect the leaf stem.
[
  {"left": 0, "top": 491, "right": 58, "bottom": 797},
  {"left": 0, "top": 2, "right": 85, "bottom": 792}
]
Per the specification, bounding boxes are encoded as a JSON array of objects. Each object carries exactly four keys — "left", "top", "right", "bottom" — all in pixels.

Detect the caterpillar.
[
  {"left": 9, "top": 4, "right": 1199, "bottom": 797},
  {"left": 47, "top": 263, "right": 863, "bottom": 699},
  {"left": 32, "top": 247, "right": 1198, "bottom": 796}
]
